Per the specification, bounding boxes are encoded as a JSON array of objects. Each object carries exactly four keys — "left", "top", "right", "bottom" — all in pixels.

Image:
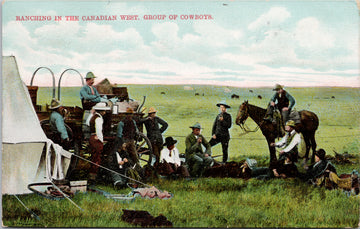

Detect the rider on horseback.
[{"left": 264, "top": 84, "right": 296, "bottom": 125}]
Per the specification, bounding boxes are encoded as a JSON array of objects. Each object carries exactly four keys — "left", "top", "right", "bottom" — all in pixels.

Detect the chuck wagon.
[{"left": 27, "top": 67, "right": 154, "bottom": 179}]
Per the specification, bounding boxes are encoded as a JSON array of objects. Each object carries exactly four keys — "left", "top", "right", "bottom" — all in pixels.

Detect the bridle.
[{"left": 237, "top": 103, "right": 263, "bottom": 135}]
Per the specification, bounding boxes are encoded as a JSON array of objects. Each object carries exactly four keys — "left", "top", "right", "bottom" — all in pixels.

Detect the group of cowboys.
[{"left": 47, "top": 72, "right": 358, "bottom": 193}]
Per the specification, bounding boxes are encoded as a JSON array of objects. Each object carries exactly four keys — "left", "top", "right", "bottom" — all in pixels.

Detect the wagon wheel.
[
  {"left": 134, "top": 132, "right": 153, "bottom": 167},
  {"left": 39, "top": 119, "right": 80, "bottom": 177}
]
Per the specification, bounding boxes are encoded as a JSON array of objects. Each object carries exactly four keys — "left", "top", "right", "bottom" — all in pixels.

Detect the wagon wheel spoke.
[
  {"left": 139, "top": 158, "right": 149, "bottom": 162},
  {"left": 134, "top": 132, "right": 153, "bottom": 167},
  {"left": 136, "top": 140, "right": 147, "bottom": 152},
  {"left": 138, "top": 149, "right": 151, "bottom": 155}
]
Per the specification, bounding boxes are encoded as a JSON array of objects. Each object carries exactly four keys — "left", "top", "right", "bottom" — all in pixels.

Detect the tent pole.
[
  {"left": 13, "top": 195, "right": 41, "bottom": 221},
  {"left": 47, "top": 179, "right": 84, "bottom": 212}
]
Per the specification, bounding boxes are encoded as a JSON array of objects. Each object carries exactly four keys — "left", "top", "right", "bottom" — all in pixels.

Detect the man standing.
[
  {"left": 88, "top": 103, "right": 110, "bottom": 182},
  {"left": 264, "top": 84, "right": 296, "bottom": 124},
  {"left": 49, "top": 98, "right": 70, "bottom": 150},
  {"left": 209, "top": 102, "right": 232, "bottom": 163},
  {"left": 185, "top": 123, "right": 213, "bottom": 177},
  {"left": 270, "top": 120, "right": 301, "bottom": 162},
  {"left": 140, "top": 107, "right": 168, "bottom": 163}
]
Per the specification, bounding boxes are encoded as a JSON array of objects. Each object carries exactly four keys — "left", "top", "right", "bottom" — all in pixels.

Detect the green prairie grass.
[
  {"left": 3, "top": 85, "right": 358, "bottom": 227},
  {"left": 3, "top": 177, "right": 360, "bottom": 227}
]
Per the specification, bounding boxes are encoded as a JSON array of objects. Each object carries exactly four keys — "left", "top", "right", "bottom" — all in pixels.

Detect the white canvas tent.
[{"left": 2, "top": 56, "right": 72, "bottom": 195}]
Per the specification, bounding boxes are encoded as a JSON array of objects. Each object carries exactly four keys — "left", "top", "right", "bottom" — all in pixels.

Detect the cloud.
[
  {"left": 248, "top": 7, "right": 291, "bottom": 31},
  {"left": 294, "top": 17, "right": 335, "bottom": 49},
  {"left": 34, "top": 21, "right": 81, "bottom": 52},
  {"left": 3, "top": 21, "right": 37, "bottom": 49},
  {"left": 2, "top": 3, "right": 358, "bottom": 88},
  {"left": 192, "top": 21, "right": 243, "bottom": 47}
]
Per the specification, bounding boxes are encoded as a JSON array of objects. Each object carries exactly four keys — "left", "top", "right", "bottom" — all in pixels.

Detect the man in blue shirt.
[
  {"left": 80, "top": 72, "right": 107, "bottom": 110},
  {"left": 264, "top": 84, "right": 296, "bottom": 124},
  {"left": 49, "top": 98, "right": 70, "bottom": 149}
]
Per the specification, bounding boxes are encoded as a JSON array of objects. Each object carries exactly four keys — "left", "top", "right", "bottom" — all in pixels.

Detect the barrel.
[{"left": 27, "top": 86, "right": 38, "bottom": 107}]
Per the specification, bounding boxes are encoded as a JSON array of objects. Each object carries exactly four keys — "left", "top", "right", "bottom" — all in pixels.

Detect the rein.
[
  {"left": 237, "top": 104, "right": 265, "bottom": 136},
  {"left": 238, "top": 121, "right": 262, "bottom": 136}
]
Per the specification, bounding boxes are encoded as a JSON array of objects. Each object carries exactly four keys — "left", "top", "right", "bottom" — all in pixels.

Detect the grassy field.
[{"left": 2, "top": 85, "right": 359, "bottom": 227}]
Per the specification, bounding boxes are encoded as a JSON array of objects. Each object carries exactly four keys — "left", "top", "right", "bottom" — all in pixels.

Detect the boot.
[{"left": 263, "top": 105, "right": 274, "bottom": 122}]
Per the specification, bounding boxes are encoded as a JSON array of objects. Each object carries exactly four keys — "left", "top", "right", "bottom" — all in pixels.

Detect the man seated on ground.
[
  {"left": 158, "top": 136, "right": 190, "bottom": 178},
  {"left": 249, "top": 154, "right": 299, "bottom": 180},
  {"left": 270, "top": 120, "right": 301, "bottom": 163},
  {"left": 185, "top": 122, "right": 214, "bottom": 177},
  {"left": 113, "top": 107, "right": 144, "bottom": 178},
  {"left": 49, "top": 98, "right": 70, "bottom": 150},
  {"left": 107, "top": 142, "right": 142, "bottom": 189},
  {"left": 299, "top": 148, "right": 337, "bottom": 186}
]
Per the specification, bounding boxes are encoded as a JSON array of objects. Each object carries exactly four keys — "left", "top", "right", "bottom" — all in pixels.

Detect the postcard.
[{"left": 2, "top": 0, "right": 360, "bottom": 228}]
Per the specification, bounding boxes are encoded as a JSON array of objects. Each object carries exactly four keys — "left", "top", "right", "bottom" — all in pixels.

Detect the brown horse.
[{"left": 235, "top": 101, "right": 319, "bottom": 163}]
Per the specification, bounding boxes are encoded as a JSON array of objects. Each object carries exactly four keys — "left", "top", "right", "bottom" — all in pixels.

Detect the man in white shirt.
[
  {"left": 159, "top": 136, "right": 190, "bottom": 178},
  {"left": 270, "top": 120, "right": 301, "bottom": 162},
  {"left": 88, "top": 103, "right": 111, "bottom": 181}
]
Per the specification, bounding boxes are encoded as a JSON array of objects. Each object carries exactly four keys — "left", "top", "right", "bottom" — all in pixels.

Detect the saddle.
[
  {"left": 273, "top": 110, "right": 285, "bottom": 137},
  {"left": 289, "top": 109, "right": 301, "bottom": 124}
]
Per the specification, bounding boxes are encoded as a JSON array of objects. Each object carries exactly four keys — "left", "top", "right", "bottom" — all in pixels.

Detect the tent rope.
[{"left": 72, "top": 153, "right": 152, "bottom": 188}]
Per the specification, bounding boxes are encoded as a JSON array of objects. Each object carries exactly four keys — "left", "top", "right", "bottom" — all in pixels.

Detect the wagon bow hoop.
[
  {"left": 30, "top": 67, "right": 56, "bottom": 98},
  {"left": 58, "top": 68, "right": 85, "bottom": 100}
]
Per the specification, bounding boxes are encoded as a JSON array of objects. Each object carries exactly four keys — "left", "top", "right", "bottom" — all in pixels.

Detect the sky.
[{"left": 2, "top": 0, "right": 360, "bottom": 87}]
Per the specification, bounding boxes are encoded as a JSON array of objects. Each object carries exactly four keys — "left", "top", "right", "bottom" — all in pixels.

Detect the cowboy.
[
  {"left": 270, "top": 120, "right": 301, "bottom": 162},
  {"left": 185, "top": 123, "right": 213, "bottom": 177},
  {"left": 300, "top": 149, "right": 337, "bottom": 184},
  {"left": 114, "top": 107, "right": 141, "bottom": 166},
  {"left": 49, "top": 98, "right": 70, "bottom": 150},
  {"left": 264, "top": 84, "right": 296, "bottom": 124},
  {"left": 80, "top": 72, "right": 108, "bottom": 110},
  {"left": 159, "top": 136, "right": 190, "bottom": 178},
  {"left": 251, "top": 154, "right": 299, "bottom": 180},
  {"left": 139, "top": 107, "right": 168, "bottom": 163},
  {"left": 88, "top": 102, "right": 111, "bottom": 182},
  {"left": 107, "top": 142, "right": 141, "bottom": 189},
  {"left": 209, "top": 102, "right": 232, "bottom": 163}
]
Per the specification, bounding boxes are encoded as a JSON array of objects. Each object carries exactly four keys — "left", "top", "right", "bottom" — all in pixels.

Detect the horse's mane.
[{"left": 247, "top": 103, "right": 267, "bottom": 116}]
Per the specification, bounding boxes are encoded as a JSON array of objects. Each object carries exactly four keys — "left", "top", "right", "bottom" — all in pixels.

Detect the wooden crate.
[{"left": 70, "top": 180, "right": 87, "bottom": 193}]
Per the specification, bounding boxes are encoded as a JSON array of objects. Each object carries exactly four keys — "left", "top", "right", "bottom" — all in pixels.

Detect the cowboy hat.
[
  {"left": 126, "top": 107, "right": 134, "bottom": 113},
  {"left": 189, "top": 122, "right": 202, "bottom": 129},
  {"left": 245, "top": 158, "right": 258, "bottom": 170},
  {"left": 49, "top": 98, "right": 62, "bottom": 109},
  {"left": 163, "top": 136, "right": 178, "bottom": 147},
  {"left": 273, "top": 84, "right": 284, "bottom": 91},
  {"left": 92, "top": 102, "right": 111, "bottom": 111},
  {"left": 148, "top": 107, "right": 157, "bottom": 114},
  {"left": 216, "top": 102, "right": 231, "bottom": 109},
  {"left": 85, "top": 72, "right": 96, "bottom": 79},
  {"left": 285, "top": 120, "right": 296, "bottom": 128},
  {"left": 315, "top": 148, "right": 326, "bottom": 160}
]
